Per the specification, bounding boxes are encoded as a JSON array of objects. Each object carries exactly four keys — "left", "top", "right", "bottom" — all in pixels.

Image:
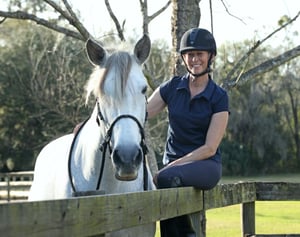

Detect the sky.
[{"left": 70, "top": 0, "right": 299, "bottom": 47}]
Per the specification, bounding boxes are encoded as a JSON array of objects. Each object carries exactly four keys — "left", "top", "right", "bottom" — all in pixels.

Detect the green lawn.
[
  {"left": 206, "top": 201, "right": 300, "bottom": 237},
  {"left": 155, "top": 202, "right": 300, "bottom": 237},
  {"left": 155, "top": 174, "right": 300, "bottom": 237}
]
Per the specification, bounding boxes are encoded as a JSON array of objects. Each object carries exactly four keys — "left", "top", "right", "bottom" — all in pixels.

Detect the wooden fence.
[{"left": 0, "top": 179, "right": 299, "bottom": 237}]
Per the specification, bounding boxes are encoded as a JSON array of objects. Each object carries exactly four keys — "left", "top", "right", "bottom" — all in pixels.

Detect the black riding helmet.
[
  {"left": 180, "top": 28, "right": 217, "bottom": 77},
  {"left": 179, "top": 28, "right": 217, "bottom": 55}
]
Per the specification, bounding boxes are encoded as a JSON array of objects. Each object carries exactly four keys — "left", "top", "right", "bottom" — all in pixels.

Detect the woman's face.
[{"left": 182, "top": 50, "right": 211, "bottom": 76}]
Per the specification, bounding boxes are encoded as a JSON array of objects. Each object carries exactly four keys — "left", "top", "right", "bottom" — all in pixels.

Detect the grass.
[
  {"left": 206, "top": 201, "right": 300, "bottom": 237},
  {"left": 155, "top": 174, "right": 300, "bottom": 237}
]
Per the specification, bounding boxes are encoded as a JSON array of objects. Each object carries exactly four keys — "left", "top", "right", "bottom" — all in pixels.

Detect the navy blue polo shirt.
[{"left": 160, "top": 74, "right": 229, "bottom": 164}]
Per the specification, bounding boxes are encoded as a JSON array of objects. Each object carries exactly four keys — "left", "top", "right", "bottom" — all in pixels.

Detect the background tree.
[
  {"left": 0, "top": 0, "right": 300, "bottom": 174},
  {"left": 216, "top": 28, "right": 300, "bottom": 174},
  {"left": 1, "top": 0, "right": 299, "bottom": 87},
  {"left": 0, "top": 20, "right": 91, "bottom": 170},
  {"left": 277, "top": 57, "right": 300, "bottom": 169},
  {"left": 171, "top": 0, "right": 201, "bottom": 75}
]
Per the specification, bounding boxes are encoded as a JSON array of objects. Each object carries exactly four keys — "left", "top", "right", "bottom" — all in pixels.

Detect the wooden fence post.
[
  {"left": 5, "top": 174, "right": 10, "bottom": 202},
  {"left": 241, "top": 201, "right": 255, "bottom": 237},
  {"left": 190, "top": 190, "right": 206, "bottom": 237},
  {"left": 199, "top": 210, "right": 206, "bottom": 237},
  {"left": 190, "top": 210, "right": 206, "bottom": 237}
]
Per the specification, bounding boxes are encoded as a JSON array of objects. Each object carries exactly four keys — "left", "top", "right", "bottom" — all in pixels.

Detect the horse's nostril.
[
  {"left": 111, "top": 146, "right": 142, "bottom": 181},
  {"left": 113, "top": 146, "right": 142, "bottom": 165},
  {"left": 113, "top": 149, "right": 121, "bottom": 162}
]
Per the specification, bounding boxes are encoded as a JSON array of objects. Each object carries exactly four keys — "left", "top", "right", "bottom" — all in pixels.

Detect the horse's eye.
[{"left": 141, "top": 86, "right": 147, "bottom": 94}]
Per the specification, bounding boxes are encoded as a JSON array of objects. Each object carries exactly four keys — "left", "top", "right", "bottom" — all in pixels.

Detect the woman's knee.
[{"left": 156, "top": 169, "right": 183, "bottom": 189}]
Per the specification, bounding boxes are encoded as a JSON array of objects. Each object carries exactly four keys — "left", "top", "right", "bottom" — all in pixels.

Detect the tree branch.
[
  {"left": 104, "top": 0, "right": 125, "bottom": 41},
  {"left": 139, "top": 0, "right": 171, "bottom": 34},
  {"left": 0, "top": 10, "right": 84, "bottom": 41},
  {"left": 220, "top": 0, "right": 246, "bottom": 25},
  {"left": 43, "top": 0, "right": 91, "bottom": 40},
  {"left": 61, "top": 0, "right": 91, "bottom": 40},
  {"left": 222, "top": 10, "right": 300, "bottom": 89},
  {"left": 221, "top": 44, "right": 300, "bottom": 90},
  {"left": 147, "top": 0, "right": 171, "bottom": 22},
  {"left": 42, "top": 0, "right": 74, "bottom": 23},
  {"left": 140, "top": 0, "right": 149, "bottom": 34},
  {"left": 0, "top": 0, "right": 92, "bottom": 41},
  {"left": 209, "top": 0, "right": 213, "bottom": 34}
]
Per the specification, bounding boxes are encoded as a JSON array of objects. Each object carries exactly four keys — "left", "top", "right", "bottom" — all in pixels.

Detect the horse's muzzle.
[
  {"left": 115, "top": 171, "right": 138, "bottom": 181},
  {"left": 112, "top": 145, "right": 142, "bottom": 181}
]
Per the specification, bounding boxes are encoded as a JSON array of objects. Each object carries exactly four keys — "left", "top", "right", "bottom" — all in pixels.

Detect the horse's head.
[{"left": 85, "top": 35, "right": 151, "bottom": 181}]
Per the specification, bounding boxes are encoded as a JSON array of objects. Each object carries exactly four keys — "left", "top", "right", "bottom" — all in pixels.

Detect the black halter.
[{"left": 68, "top": 100, "right": 149, "bottom": 194}]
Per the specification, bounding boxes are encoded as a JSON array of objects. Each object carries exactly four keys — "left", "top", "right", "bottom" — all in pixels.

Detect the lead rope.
[
  {"left": 96, "top": 126, "right": 112, "bottom": 190},
  {"left": 68, "top": 117, "right": 90, "bottom": 193}
]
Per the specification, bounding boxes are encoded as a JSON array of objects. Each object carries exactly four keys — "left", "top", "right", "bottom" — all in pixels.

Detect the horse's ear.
[
  {"left": 134, "top": 34, "right": 151, "bottom": 64},
  {"left": 86, "top": 39, "right": 107, "bottom": 66}
]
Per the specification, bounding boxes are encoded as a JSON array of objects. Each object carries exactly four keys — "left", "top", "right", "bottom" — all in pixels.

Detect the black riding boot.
[
  {"left": 160, "top": 214, "right": 196, "bottom": 237},
  {"left": 160, "top": 217, "right": 181, "bottom": 237},
  {"left": 159, "top": 176, "right": 196, "bottom": 236}
]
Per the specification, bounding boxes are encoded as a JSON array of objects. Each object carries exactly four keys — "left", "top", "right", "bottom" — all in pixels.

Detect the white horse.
[{"left": 28, "top": 34, "right": 156, "bottom": 237}]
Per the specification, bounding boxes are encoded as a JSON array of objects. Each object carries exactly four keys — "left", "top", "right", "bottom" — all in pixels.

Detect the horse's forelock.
[
  {"left": 85, "top": 51, "right": 133, "bottom": 104},
  {"left": 104, "top": 52, "right": 132, "bottom": 99}
]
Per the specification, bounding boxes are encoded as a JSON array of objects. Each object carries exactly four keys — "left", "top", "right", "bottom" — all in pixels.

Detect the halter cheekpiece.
[{"left": 68, "top": 99, "right": 149, "bottom": 195}]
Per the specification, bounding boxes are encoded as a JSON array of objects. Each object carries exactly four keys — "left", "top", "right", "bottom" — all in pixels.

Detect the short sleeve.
[
  {"left": 159, "top": 80, "right": 170, "bottom": 103},
  {"left": 159, "top": 77, "right": 181, "bottom": 103},
  {"left": 212, "top": 88, "right": 229, "bottom": 113}
]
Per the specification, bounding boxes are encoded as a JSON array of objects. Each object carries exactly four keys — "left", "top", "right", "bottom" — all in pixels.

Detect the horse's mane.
[{"left": 86, "top": 51, "right": 133, "bottom": 104}]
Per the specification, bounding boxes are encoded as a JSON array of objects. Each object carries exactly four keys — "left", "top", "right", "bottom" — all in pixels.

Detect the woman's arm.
[
  {"left": 168, "top": 111, "right": 229, "bottom": 166},
  {"left": 147, "top": 87, "right": 166, "bottom": 119}
]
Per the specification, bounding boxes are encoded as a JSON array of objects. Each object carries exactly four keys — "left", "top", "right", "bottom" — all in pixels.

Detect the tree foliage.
[
  {"left": 0, "top": 0, "right": 300, "bottom": 175},
  {"left": 216, "top": 38, "right": 300, "bottom": 175},
  {"left": 0, "top": 20, "right": 91, "bottom": 171}
]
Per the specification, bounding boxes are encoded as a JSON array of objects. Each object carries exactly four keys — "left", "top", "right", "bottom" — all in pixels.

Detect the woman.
[{"left": 147, "top": 28, "right": 229, "bottom": 237}]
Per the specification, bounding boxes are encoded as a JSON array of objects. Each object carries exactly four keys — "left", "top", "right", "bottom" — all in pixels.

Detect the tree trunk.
[
  {"left": 171, "top": 0, "right": 201, "bottom": 76},
  {"left": 145, "top": 124, "right": 158, "bottom": 176}
]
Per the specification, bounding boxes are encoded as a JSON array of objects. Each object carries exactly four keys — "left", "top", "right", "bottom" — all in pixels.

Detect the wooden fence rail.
[
  {"left": 0, "top": 181, "right": 299, "bottom": 237},
  {"left": 0, "top": 171, "right": 33, "bottom": 201},
  {"left": 243, "top": 182, "right": 300, "bottom": 237}
]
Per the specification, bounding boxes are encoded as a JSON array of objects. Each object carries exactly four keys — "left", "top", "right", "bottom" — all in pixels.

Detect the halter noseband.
[
  {"left": 68, "top": 100, "right": 149, "bottom": 195},
  {"left": 99, "top": 114, "right": 148, "bottom": 156}
]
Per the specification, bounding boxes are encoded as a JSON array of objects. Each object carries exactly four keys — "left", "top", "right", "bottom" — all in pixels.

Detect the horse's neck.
[
  {"left": 71, "top": 106, "right": 105, "bottom": 187},
  {"left": 77, "top": 105, "right": 104, "bottom": 147}
]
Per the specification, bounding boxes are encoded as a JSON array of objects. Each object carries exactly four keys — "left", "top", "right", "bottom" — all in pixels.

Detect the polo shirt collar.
[{"left": 177, "top": 73, "right": 215, "bottom": 100}]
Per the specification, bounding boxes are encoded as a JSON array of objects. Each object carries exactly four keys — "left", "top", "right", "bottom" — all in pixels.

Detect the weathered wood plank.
[
  {"left": 204, "top": 182, "right": 256, "bottom": 210},
  {"left": 256, "top": 182, "right": 300, "bottom": 201},
  {"left": 0, "top": 187, "right": 203, "bottom": 237},
  {"left": 1, "top": 182, "right": 300, "bottom": 237},
  {"left": 242, "top": 201, "right": 255, "bottom": 237}
]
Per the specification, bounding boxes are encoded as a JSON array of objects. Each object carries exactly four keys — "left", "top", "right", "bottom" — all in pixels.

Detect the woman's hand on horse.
[{"left": 73, "top": 122, "right": 83, "bottom": 134}]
